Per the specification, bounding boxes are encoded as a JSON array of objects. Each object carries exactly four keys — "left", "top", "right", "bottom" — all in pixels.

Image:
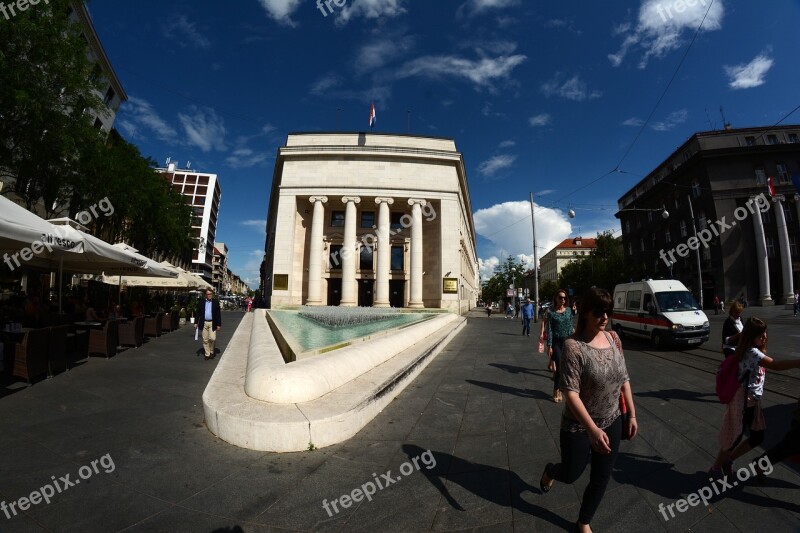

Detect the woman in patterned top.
[
  {"left": 709, "top": 317, "right": 800, "bottom": 477},
  {"left": 539, "top": 288, "right": 638, "bottom": 533},
  {"left": 546, "top": 289, "right": 574, "bottom": 403}
]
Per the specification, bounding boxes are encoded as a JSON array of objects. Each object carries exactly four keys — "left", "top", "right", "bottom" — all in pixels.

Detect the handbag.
[{"left": 609, "top": 331, "right": 632, "bottom": 440}]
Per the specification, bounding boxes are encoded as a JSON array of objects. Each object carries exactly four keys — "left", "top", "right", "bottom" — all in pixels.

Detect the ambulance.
[{"left": 611, "top": 280, "right": 710, "bottom": 347}]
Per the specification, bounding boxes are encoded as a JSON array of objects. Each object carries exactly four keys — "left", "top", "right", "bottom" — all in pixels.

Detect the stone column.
[
  {"left": 408, "top": 199, "right": 427, "bottom": 309},
  {"left": 374, "top": 197, "right": 394, "bottom": 307},
  {"left": 774, "top": 196, "right": 795, "bottom": 308},
  {"left": 751, "top": 196, "right": 773, "bottom": 305},
  {"left": 340, "top": 196, "right": 360, "bottom": 307},
  {"left": 306, "top": 196, "right": 328, "bottom": 306}
]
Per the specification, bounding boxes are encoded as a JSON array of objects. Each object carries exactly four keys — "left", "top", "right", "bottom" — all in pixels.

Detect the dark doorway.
[
  {"left": 389, "top": 280, "right": 405, "bottom": 308},
  {"left": 327, "top": 278, "right": 342, "bottom": 306},
  {"left": 358, "top": 280, "right": 374, "bottom": 307}
]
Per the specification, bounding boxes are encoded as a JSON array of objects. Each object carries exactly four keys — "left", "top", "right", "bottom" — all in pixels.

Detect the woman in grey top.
[{"left": 539, "top": 288, "right": 638, "bottom": 533}]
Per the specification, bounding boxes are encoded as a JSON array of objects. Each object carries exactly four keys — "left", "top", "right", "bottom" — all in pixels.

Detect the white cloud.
[
  {"left": 537, "top": 189, "right": 556, "bottom": 196},
  {"left": 651, "top": 109, "right": 688, "bottom": 131},
  {"left": 724, "top": 53, "right": 774, "bottom": 89},
  {"left": 117, "top": 96, "right": 178, "bottom": 143},
  {"left": 478, "top": 256, "right": 500, "bottom": 281},
  {"left": 225, "top": 148, "right": 269, "bottom": 169},
  {"left": 622, "top": 117, "right": 645, "bottom": 127},
  {"left": 356, "top": 35, "right": 415, "bottom": 72},
  {"left": 478, "top": 154, "right": 516, "bottom": 177},
  {"left": 396, "top": 54, "right": 527, "bottom": 89},
  {"left": 529, "top": 113, "right": 552, "bottom": 127},
  {"left": 610, "top": 0, "right": 724, "bottom": 69},
  {"left": 241, "top": 219, "right": 267, "bottom": 232},
  {"left": 310, "top": 73, "right": 342, "bottom": 96},
  {"left": 163, "top": 15, "right": 211, "bottom": 49},
  {"left": 474, "top": 201, "right": 573, "bottom": 267},
  {"left": 458, "top": 0, "right": 520, "bottom": 17},
  {"left": 336, "top": 0, "right": 408, "bottom": 25},
  {"left": 541, "top": 74, "right": 601, "bottom": 101},
  {"left": 498, "top": 140, "right": 516, "bottom": 148},
  {"left": 178, "top": 107, "right": 227, "bottom": 152},
  {"left": 257, "top": 0, "right": 303, "bottom": 26}
]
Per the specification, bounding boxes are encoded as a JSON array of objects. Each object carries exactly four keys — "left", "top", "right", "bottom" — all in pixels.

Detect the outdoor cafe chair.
[
  {"left": 13, "top": 328, "right": 49, "bottom": 384},
  {"left": 88, "top": 319, "right": 119, "bottom": 359}
]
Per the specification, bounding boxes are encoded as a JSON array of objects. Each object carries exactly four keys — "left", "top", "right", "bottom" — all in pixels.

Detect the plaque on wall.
[
  {"left": 273, "top": 274, "right": 289, "bottom": 290},
  {"left": 443, "top": 278, "right": 458, "bottom": 294}
]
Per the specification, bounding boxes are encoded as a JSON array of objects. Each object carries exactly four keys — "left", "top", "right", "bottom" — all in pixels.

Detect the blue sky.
[{"left": 85, "top": 0, "right": 800, "bottom": 286}]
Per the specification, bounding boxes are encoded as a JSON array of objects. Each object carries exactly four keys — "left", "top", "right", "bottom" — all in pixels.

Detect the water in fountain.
[{"left": 298, "top": 306, "right": 400, "bottom": 328}]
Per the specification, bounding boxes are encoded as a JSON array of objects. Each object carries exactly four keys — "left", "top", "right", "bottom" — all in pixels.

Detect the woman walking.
[
  {"left": 721, "top": 301, "right": 743, "bottom": 357},
  {"left": 539, "top": 288, "right": 637, "bottom": 533},
  {"left": 709, "top": 317, "right": 800, "bottom": 477},
  {"left": 546, "top": 289, "right": 574, "bottom": 403}
]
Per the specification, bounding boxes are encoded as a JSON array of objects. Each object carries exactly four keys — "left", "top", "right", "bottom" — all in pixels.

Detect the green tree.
[
  {"left": 0, "top": 0, "right": 108, "bottom": 214},
  {"left": 558, "top": 231, "right": 635, "bottom": 301},
  {"left": 481, "top": 256, "right": 525, "bottom": 304}
]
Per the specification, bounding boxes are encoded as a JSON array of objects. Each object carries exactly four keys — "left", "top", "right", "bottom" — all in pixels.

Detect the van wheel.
[{"left": 652, "top": 331, "right": 664, "bottom": 348}]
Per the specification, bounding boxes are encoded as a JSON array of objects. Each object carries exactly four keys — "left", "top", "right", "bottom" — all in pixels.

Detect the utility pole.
[
  {"left": 686, "top": 194, "right": 703, "bottom": 309},
  {"left": 530, "top": 192, "right": 539, "bottom": 323}
]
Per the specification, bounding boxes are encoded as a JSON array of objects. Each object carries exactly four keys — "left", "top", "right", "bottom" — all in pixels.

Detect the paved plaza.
[{"left": 0, "top": 308, "right": 798, "bottom": 532}]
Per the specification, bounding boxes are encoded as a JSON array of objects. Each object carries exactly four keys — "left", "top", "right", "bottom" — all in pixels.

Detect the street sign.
[{"left": 506, "top": 289, "right": 515, "bottom": 297}]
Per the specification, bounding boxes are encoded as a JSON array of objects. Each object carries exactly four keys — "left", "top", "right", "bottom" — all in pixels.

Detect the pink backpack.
[{"left": 715, "top": 355, "right": 743, "bottom": 404}]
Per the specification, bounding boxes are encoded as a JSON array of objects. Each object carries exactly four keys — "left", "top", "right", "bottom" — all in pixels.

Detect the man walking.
[
  {"left": 794, "top": 290, "right": 799, "bottom": 316},
  {"left": 521, "top": 298, "right": 534, "bottom": 336},
  {"left": 195, "top": 289, "right": 222, "bottom": 360}
]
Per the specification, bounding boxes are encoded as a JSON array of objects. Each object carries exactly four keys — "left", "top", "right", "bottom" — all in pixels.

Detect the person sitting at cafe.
[{"left": 86, "top": 304, "right": 100, "bottom": 321}]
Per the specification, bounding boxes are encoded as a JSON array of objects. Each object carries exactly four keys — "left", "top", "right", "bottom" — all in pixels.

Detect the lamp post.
[{"left": 686, "top": 194, "right": 703, "bottom": 309}]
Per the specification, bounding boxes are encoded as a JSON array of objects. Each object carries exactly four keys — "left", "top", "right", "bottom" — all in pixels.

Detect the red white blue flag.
[
  {"left": 369, "top": 102, "right": 376, "bottom": 128},
  {"left": 767, "top": 176, "right": 776, "bottom": 198}
]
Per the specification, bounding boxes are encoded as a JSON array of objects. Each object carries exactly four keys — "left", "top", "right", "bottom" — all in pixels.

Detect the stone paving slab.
[{"left": 0, "top": 309, "right": 797, "bottom": 532}]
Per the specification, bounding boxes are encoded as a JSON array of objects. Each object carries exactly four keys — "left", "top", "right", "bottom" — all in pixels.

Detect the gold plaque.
[
  {"left": 273, "top": 274, "right": 289, "bottom": 290},
  {"left": 443, "top": 278, "right": 458, "bottom": 294}
]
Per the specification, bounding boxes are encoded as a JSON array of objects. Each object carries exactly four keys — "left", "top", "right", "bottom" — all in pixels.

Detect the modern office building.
[
  {"left": 212, "top": 242, "right": 229, "bottom": 294},
  {"left": 157, "top": 164, "right": 222, "bottom": 284},
  {"left": 616, "top": 125, "right": 800, "bottom": 307},
  {"left": 540, "top": 237, "right": 598, "bottom": 282},
  {"left": 262, "top": 132, "right": 480, "bottom": 313}
]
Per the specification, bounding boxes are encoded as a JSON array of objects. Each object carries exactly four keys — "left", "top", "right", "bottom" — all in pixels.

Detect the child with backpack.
[{"left": 709, "top": 317, "right": 800, "bottom": 477}]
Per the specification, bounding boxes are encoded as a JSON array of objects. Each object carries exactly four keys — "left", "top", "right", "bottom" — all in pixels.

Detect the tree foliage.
[
  {"left": 481, "top": 256, "right": 525, "bottom": 304},
  {"left": 0, "top": 0, "right": 192, "bottom": 260}
]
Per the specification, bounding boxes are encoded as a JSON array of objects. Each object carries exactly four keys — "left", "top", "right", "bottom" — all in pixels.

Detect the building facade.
[
  {"left": 262, "top": 133, "right": 480, "bottom": 313},
  {"left": 616, "top": 125, "right": 800, "bottom": 307},
  {"left": 213, "top": 242, "right": 229, "bottom": 294},
  {"left": 540, "top": 237, "right": 598, "bottom": 282},
  {"left": 157, "top": 164, "right": 221, "bottom": 284}
]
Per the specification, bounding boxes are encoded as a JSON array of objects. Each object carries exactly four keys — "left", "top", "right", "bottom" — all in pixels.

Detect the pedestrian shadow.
[
  {"left": 466, "top": 380, "right": 551, "bottom": 400},
  {"left": 401, "top": 444, "right": 573, "bottom": 529},
  {"left": 488, "top": 363, "right": 550, "bottom": 379},
  {"left": 612, "top": 452, "right": 707, "bottom": 500},
  {"left": 635, "top": 389, "right": 718, "bottom": 403}
]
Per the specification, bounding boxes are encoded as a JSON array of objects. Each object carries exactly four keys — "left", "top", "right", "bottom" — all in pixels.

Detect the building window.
[
  {"left": 329, "top": 245, "right": 343, "bottom": 269},
  {"left": 647, "top": 211, "right": 653, "bottom": 222},
  {"left": 702, "top": 247, "right": 711, "bottom": 261},
  {"left": 691, "top": 179, "right": 701, "bottom": 198},
  {"left": 390, "top": 212, "right": 404, "bottom": 230},
  {"left": 625, "top": 220, "right": 630, "bottom": 233},
  {"left": 359, "top": 246, "right": 373, "bottom": 270},
  {"left": 665, "top": 229, "right": 671, "bottom": 244},
  {"left": 390, "top": 245, "right": 404, "bottom": 270},
  {"left": 680, "top": 220, "right": 687, "bottom": 238},
  {"left": 767, "top": 134, "right": 779, "bottom": 145},
  {"left": 754, "top": 167, "right": 766, "bottom": 184},
  {"left": 103, "top": 87, "right": 115, "bottom": 107},
  {"left": 762, "top": 210, "right": 771, "bottom": 224},
  {"left": 360, "top": 211, "right": 375, "bottom": 228},
  {"left": 765, "top": 236, "right": 775, "bottom": 258},
  {"left": 784, "top": 204, "right": 793, "bottom": 223},
  {"left": 789, "top": 133, "right": 799, "bottom": 143},
  {"left": 673, "top": 191, "right": 680, "bottom": 209},
  {"left": 640, "top": 238, "right": 645, "bottom": 252},
  {"left": 790, "top": 236, "right": 798, "bottom": 257},
  {"left": 628, "top": 242, "right": 633, "bottom": 256},
  {"left": 331, "top": 211, "right": 345, "bottom": 227},
  {"left": 777, "top": 163, "right": 790, "bottom": 184},
  {"left": 93, "top": 118, "right": 103, "bottom": 130},
  {"left": 745, "top": 136, "right": 756, "bottom": 146},
  {"left": 651, "top": 234, "right": 657, "bottom": 249},
  {"left": 698, "top": 212, "right": 707, "bottom": 230}
]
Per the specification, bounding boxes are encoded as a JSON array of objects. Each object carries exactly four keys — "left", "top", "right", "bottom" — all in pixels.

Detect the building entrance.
[
  {"left": 389, "top": 280, "right": 405, "bottom": 308},
  {"left": 358, "top": 280, "right": 374, "bottom": 307},
  {"left": 327, "top": 278, "right": 342, "bottom": 306}
]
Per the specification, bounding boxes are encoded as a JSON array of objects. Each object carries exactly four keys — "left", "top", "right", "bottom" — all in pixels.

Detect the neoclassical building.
[{"left": 261, "top": 133, "right": 479, "bottom": 313}]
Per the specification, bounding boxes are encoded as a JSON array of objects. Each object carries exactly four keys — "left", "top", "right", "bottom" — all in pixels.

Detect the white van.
[{"left": 611, "top": 280, "right": 709, "bottom": 347}]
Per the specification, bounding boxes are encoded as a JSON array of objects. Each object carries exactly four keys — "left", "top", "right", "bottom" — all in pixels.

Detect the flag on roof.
[
  {"left": 369, "top": 102, "right": 376, "bottom": 128},
  {"left": 766, "top": 176, "right": 776, "bottom": 198}
]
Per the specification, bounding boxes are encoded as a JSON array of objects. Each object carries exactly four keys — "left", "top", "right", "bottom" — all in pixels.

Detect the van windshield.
[{"left": 655, "top": 291, "right": 699, "bottom": 312}]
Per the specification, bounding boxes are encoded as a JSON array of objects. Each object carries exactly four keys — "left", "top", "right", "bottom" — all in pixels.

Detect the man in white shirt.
[{"left": 195, "top": 289, "right": 222, "bottom": 360}]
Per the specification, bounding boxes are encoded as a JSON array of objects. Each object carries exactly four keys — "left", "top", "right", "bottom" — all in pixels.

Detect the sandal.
[{"left": 540, "top": 463, "right": 555, "bottom": 493}]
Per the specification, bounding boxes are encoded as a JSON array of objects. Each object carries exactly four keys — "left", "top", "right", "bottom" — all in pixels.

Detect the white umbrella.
[{"left": 99, "top": 262, "right": 209, "bottom": 289}]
